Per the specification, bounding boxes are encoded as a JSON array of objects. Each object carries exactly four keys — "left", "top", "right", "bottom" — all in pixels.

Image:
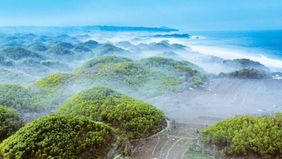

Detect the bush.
[
  {"left": 223, "top": 58, "right": 269, "bottom": 72},
  {"left": 32, "top": 73, "right": 74, "bottom": 92},
  {"left": 0, "top": 84, "right": 39, "bottom": 112},
  {"left": 0, "top": 105, "right": 22, "bottom": 141},
  {"left": 139, "top": 56, "right": 198, "bottom": 74},
  {"left": 29, "top": 73, "right": 76, "bottom": 110},
  {"left": 0, "top": 115, "right": 120, "bottom": 159},
  {"left": 201, "top": 114, "right": 282, "bottom": 158},
  {"left": 76, "top": 56, "right": 206, "bottom": 96},
  {"left": 58, "top": 87, "right": 166, "bottom": 139},
  {"left": 228, "top": 68, "right": 266, "bottom": 79}
]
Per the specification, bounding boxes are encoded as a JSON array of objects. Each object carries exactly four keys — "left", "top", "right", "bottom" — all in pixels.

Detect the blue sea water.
[{"left": 191, "top": 30, "right": 282, "bottom": 60}]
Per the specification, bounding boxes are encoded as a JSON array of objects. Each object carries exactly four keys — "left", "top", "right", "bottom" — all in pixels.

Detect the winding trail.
[{"left": 130, "top": 123, "right": 204, "bottom": 159}]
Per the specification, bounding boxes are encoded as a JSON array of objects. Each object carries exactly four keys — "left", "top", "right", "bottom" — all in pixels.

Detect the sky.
[{"left": 0, "top": 0, "right": 282, "bottom": 31}]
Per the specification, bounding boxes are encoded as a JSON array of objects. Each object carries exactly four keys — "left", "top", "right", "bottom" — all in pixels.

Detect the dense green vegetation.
[
  {"left": 76, "top": 56, "right": 206, "bottom": 96},
  {"left": 0, "top": 105, "right": 22, "bottom": 142},
  {"left": 223, "top": 58, "right": 269, "bottom": 72},
  {"left": 0, "top": 84, "right": 39, "bottom": 112},
  {"left": 58, "top": 87, "right": 166, "bottom": 139},
  {"left": 0, "top": 115, "right": 121, "bottom": 159},
  {"left": 30, "top": 73, "right": 75, "bottom": 109},
  {"left": 201, "top": 114, "right": 282, "bottom": 158},
  {"left": 228, "top": 68, "right": 266, "bottom": 79},
  {"left": 32, "top": 73, "right": 74, "bottom": 92}
]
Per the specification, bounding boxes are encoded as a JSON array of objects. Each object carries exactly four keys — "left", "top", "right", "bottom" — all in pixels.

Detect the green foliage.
[
  {"left": 201, "top": 114, "right": 282, "bottom": 157},
  {"left": 0, "top": 115, "right": 119, "bottom": 159},
  {"left": 79, "top": 56, "right": 132, "bottom": 72},
  {"left": 228, "top": 68, "right": 266, "bottom": 79},
  {"left": 139, "top": 56, "right": 198, "bottom": 73},
  {"left": 0, "top": 84, "right": 39, "bottom": 112},
  {"left": 30, "top": 73, "right": 75, "bottom": 109},
  {"left": 223, "top": 58, "right": 269, "bottom": 72},
  {"left": 58, "top": 87, "right": 166, "bottom": 139},
  {"left": 32, "top": 73, "right": 74, "bottom": 92},
  {"left": 76, "top": 56, "right": 206, "bottom": 96},
  {"left": 0, "top": 105, "right": 22, "bottom": 142}
]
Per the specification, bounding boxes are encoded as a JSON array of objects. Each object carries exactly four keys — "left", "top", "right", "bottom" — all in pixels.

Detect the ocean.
[{"left": 187, "top": 30, "right": 282, "bottom": 71}]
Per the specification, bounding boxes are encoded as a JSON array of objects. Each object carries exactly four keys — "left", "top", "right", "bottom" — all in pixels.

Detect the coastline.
[{"left": 188, "top": 44, "right": 282, "bottom": 72}]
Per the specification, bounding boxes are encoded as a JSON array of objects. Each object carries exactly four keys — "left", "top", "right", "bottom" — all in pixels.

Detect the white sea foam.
[{"left": 188, "top": 45, "right": 282, "bottom": 71}]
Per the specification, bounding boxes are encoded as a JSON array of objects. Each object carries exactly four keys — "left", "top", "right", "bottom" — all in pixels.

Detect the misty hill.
[
  {"left": 0, "top": 55, "right": 14, "bottom": 66},
  {"left": 0, "top": 87, "right": 166, "bottom": 158},
  {"left": 138, "top": 40, "right": 186, "bottom": 51},
  {"left": 93, "top": 25, "right": 178, "bottom": 32},
  {"left": 47, "top": 45, "right": 75, "bottom": 57},
  {"left": 0, "top": 68, "right": 35, "bottom": 84},
  {"left": 78, "top": 56, "right": 206, "bottom": 94},
  {"left": 220, "top": 68, "right": 267, "bottom": 79},
  {"left": 0, "top": 25, "right": 178, "bottom": 34},
  {"left": 0, "top": 47, "right": 45, "bottom": 60},
  {"left": 28, "top": 42, "right": 48, "bottom": 52},
  {"left": 223, "top": 58, "right": 270, "bottom": 72},
  {"left": 55, "top": 41, "right": 75, "bottom": 49},
  {"left": 58, "top": 87, "right": 166, "bottom": 139},
  {"left": 153, "top": 33, "right": 190, "bottom": 38},
  {"left": 0, "top": 84, "right": 39, "bottom": 112},
  {"left": 82, "top": 40, "right": 99, "bottom": 48},
  {"left": 30, "top": 56, "right": 206, "bottom": 107},
  {"left": 93, "top": 43, "right": 127, "bottom": 56}
]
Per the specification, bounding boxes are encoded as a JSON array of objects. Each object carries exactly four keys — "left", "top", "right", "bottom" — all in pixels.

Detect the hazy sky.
[{"left": 0, "top": 0, "right": 282, "bottom": 31}]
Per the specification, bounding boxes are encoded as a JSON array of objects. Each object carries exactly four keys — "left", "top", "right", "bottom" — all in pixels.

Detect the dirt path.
[
  {"left": 129, "top": 78, "right": 282, "bottom": 159},
  {"left": 129, "top": 123, "right": 205, "bottom": 159}
]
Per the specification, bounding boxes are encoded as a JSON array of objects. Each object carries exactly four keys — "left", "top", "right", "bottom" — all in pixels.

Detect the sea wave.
[{"left": 188, "top": 45, "right": 282, "bottom": 72}]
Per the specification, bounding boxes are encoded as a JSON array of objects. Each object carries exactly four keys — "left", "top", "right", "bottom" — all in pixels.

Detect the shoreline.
[{"left": 188, "top": 44, "right": 282, "bottom": 72}]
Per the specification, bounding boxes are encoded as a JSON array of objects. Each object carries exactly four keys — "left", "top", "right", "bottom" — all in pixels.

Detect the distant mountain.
[
  {"left": 153, "top": 33, "right": 190, "bottom": 38},
  {"left": 0, "top": 26, "right": 179, "bottom": 34},
  {"left": 0, "top": 47, "right": 45, "bottom": 60},
  {"left": 93, "top": 25, "right": 178, "bottom": 32}
]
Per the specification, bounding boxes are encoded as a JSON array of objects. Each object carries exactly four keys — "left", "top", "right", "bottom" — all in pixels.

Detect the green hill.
[
  {"left": 0, "top": 105, "right": 23, "bottom": 142},
  {"left": 0, "top": 84, "right": 39, "bottom": 112},
  {"left": 58, "top": 87, "right": 166, "bottom": 139},
  {"left": 201, "top": 113, "right": 282, "bottom": 158},
  {"left": 0, "top": 47, "right": 44, "bottom": 60},
  {"left": 222, "top": 68, "right": 267, "bottom": 79},
  {"left": 0, "top": 115, "right": 122, "bottom": 159},
  {"left": 76, "top": 56, "right": 206, "bottom": 96},
  {"left": 223, "top": 58, "right": 270, "bottom": 72}
]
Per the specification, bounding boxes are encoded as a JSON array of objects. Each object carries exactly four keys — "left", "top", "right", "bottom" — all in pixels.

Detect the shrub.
[
  {"left": 228, "top": 68, "right": 266, "bottom": 79},
  {"left": 30, "top": 73, "right": 76, "bottom": 109},
  {"left": 0, "top": 105, "right": 22, "bottom": 141},
  {"left": 0, "top": 84, "right": 39, "bottom": 112},
  {"left": 201, "top": 114, "right": 282, "bottom": 158},
  {"left": 32, "top": 73, "right": 74, "bottom": 92},
  {"left": 0, "top": 115, "right": 120, "bottom": 159},
  {"left": 76, "top": 56, "right": 206, "bottom": 96},
  {"left": 58, "top": 87, "right": 166, "bottom": 139},
  {"left": 223, "top": 58, "right": 269, "bottom": 72}
]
